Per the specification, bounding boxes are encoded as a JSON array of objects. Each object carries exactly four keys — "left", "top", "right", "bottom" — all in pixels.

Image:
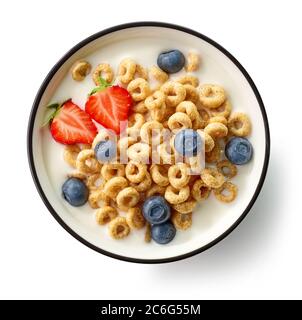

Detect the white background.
[{"left": 0, "top": 0, "right": 301, "bottom": 300}]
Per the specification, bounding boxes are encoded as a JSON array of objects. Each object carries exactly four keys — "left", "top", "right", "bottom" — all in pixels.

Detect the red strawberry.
[
  {"left": 47, "top": 100, "right": 98, "bottom": 144},
  {"left": 85, "top": 79, "right": 132, "bottom": 134}
]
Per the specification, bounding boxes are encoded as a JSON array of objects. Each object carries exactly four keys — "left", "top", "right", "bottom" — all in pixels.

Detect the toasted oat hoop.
[
  {"left": 135, "top": 64, "right": 148, "bottom": 80},
  {"left": 176, "top": 101, "right": 199, "bottom": 120},
  {"left": 127, "top": 142, "right": 150, "bottom": 163},
  {"left": 191, "top": 179, "right": 211, "bottom": 201},
  {"left": 172, "top": 198, "right": 197, "bottom": 214},
  {"left": 64, "top": 145, "right": 81, "bottom": 168},
  {"left": 150, "top": 164, "right": 170, "bottom": 187},
  {"left": 160, "top": 81, "right": 186, "bottom": 107},
  {"left": 140, "top": 120, "right": 163, "bottom": 143},
  {"left": 96, "top": 206, "right": 118, "bottom": 225},
  {"left": 125, "top": 162, "right": 147, "bottom": 183},
  {"left": 197, "top": 130, "right": 215, "bottom": 152},
  {"left": 210, "top": 100, "right": 232, "bottom": 118},
  {"left": 118, "top": 58, "right": 136, "bottom": 84},
  {"left": 76, "top": 149, "right": 101, "bottom": 174},
  {"left": 214, "top": 181, "right": 238, "bottom": 203},
  {"left": 171, "top": 211, "right": 192, "bottom": 230},
  {"left": 101, "top": 163, "right": 125, "bottom": 181},
  {"left": 165, "top": 185, "right": 190, "bottom": 204},
  {"left": 183, "top": 84, "right": 199, "bottom": 104},
  {"left": 86, "top": 173, "right": 102, "bottom": 191},
  {"left": 108, "top": 217, "right": 130, "bottom": 239},
  {"left": 204, "top": 122, "right": 228, "bottom": 139},
  {"left": 145, "top": 223, "right": 152, "bottom": 243},
  {"left": 71, "top": 60, "right": 91, "bottom": 81},
  {"left": 93, "top": 63, "right": 114, "bottom": 85},
  {"left": 228, "top": 112, "right": 251, "bottom": 137},
  {"left": 126, "top": 207, "right": 146, "bottom": 229},
  {"left": 88, "top": 188, "right": 110, "bottom": 209},
  {"left": 157, "top": 142, "right": 175, "bottom": 165},
  {"left": 209, "top": 116, "right": 228, "bottom": 126},
  {"left": 205, "top": 141, "right": 221, "bottom": 163},
  {"left": 92, "top": 129, "right": 116, "bottom": 149},
  {"left": 187, "top": 154, "right": 204, "bottom": 174},
  {"left": 217, "top": 160, "right": 237, "bottom": 179},
  {"left": 168, "top": 112, "right": 192, "bottom": 133},
  {"left": 145, "top": 90, "right": 166, "bottom": 110},
  {"left": 132, "top": 101, "right": 148, "bottom": 114},
  {"left": 116, "top": 187, "right": 140, "bottom": 211},
  {"left": 131, "top": 172, "right": 152, "bottom": 192},
  {"left": 201, "top": 168, "right": 225, "bottom": 189},
  {"left": 177, "top": 75, "right": 199, "bottom": 87},
  {"left": 146, "top": 184, "right": 166, "bottom": 197},
  {"left": 149, "top": 65, "right": 169, "bottom": 83},
  {"left": 186, "top": 52, "right": 200, "bottom": 72},
  {"left": 127, "top": 78, "right": 151, "bottom": 102},
  {"left": 150, "top": 105, "right": 166, "bottom": 122},
  {"left": 199, "top": 84, "right": 226, "bottom": 109},
  {"left": 168, "top": 163, "right": 190, "bottom": 189},
  {"left": 103, "top": 177, "right": 128, "bottom": 199}
]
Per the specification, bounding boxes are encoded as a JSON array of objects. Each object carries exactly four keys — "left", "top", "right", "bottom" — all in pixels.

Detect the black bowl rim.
[{"left": 27, "top": 21, "right": 270, "bottom": 264}]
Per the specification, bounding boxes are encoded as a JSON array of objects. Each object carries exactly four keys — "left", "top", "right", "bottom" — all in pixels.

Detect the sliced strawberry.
[
  {"left": 85, "top": 85, "right": 132, "bottom": 134},
  {"left": 49, "top": 100, "right": 97, "bottom": 144}
]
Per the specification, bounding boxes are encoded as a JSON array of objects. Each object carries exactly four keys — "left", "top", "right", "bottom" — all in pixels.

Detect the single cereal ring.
[
  {"left": 214, "top": 181, "right": 238, "bottom": 203},
  {"left": 177, "top": 75, "right": 199, "bottom": 87},
  {"left": 127, "top": 142, "right": 150, "bottom": 163},
  {"left": 145, "top": 223, "right": 152, "bottom": 243},
  {"left": 86, "top": 173, "right": 102, "bottom": 191},
  {"left": 140, "top": 121, "right": 163, "bottom": 143},
  {"left": 191, "top": 179, "right": 211, "bottom": 201},
  {"left": 160, "top": 81, "right": 186, "bottom": 107},
  {"left": 228, "top": 112, "right": 252, "bottom": 137},
  {"left": 64, "top": 145, "right": 81, "bottom": 168},
  {"left": 76, "top": 149, "right": 101, "bottom": 174},
  {"left": 210, "top": 100, "right": 232, "bottom": 118},
  {"left": 171, "top": 211, "right": 192, "bottom": 230},
  {"left": 145, "top": 90, "right": 165, "bottom": 110},
  {"left": 88, "top": 188, "right": 110, "bottom": 209},
  {"left": 149, "top": 65, "right": 169, "bottom": 83},
  {"left": 199, "top": 84, "right": 226, "bottom": 109},
  {"left": 150, "top": 105, "right": 166, "bottom": 122},
  {"left": 176, "top": 101, "right": 199, "bottom": 121},
  {"left": 118, "top": 58, "right": 136, "bottom": 84},
  {"left": 96, "top": 206, "right": 118, "bottom": 225},
  {"left": 146, "top": 184, "right": 166, "bottom": 197},
  {"left": 165, "top": 185, "right": 190, "bottom": 204},
  {"left": 150, "top": 164, "right": 170, "bottom": 187},
  {"left": 168, "top": 112, "right": 192, "bottom": 133},
  {"left": 157, "top": 142, "right": 175, "bottom": 165},
  {"left": 135, "top": 64, "right": 148, "bottom": 80},
  {"left": 131, "top": 172, "right": 152, "bottom": 192},
  {"left": 127, "top": 78, "right": 151, "bottom": 102},
  {"left": 101, "top": 163, "right": 125, "bottom": 181},
  {"left": 93, "top": 63, "right": 114, "bottom": 85},
  {"left": 71, "top": 60, "right": 91, "bottom": 81},
  {"left": 204, "top": 122, "right": 228, "bottom": 138},
  {"left": 201, "top": 168, "right": 225, "bottom": 189},
  {"left": 168, "top": 163, "right": 190, "bottom": 189},
  {"left": 132, "top": 101, "right": 148, "bottom": 114},
  {"left": 187, "top": 155, "right": 204, "bottom": 175},
  {"left": 108, "top": 217, "right": 130, "bottom": 239},
  {"left": 186, "top": 52, "right": 200, "bottom": 72},
  {"left": 209, "top": 116, "right": 228, "bottom": 126},
  {"left": 125, "top": 162, "right": 147, "bottom": 183},
  {"left": 216, "top": 160, "right": 237, "bottom": 179},
  {"left": 92, "top": 128, "right": 116, "bottom": 149},
  {"left": 116, "top": 187, "right": 140, "bottom": 211},
  {"left": 172, "top": 198, "right": 197, "bottom": 214},
  {"left": 127, "top": 113, "right": 145, "bottom": 136},
  {"left": 197, "top": 130, "right": 215, "bottom": 152},
  {"left": 103, "top": 177, "right": 128, "bottom": 199},
  {"left": 126, "top": 207, "right": 146, "bottom": 229},
  {"left": 205, "top": 141, "right": 221, "bottom": 163},
  {"left": 183, "top": 84, "right": 199, "bottom": 104}
]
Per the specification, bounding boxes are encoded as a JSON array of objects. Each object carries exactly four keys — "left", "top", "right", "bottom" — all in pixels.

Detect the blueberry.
[
  {"left": 174, "top": 129, "right": 202, "bottom": 157},
  {"left": 142, "top": 196, "right": 171, "bottom": 225},
  {"left": 151, "top": 221, "right": 176, "bottom": 244},
  {"left": 225, "top": 137, "right": 253, "bottom": 165},
  {"left": 157, "top": 49, "right": 185, "bottom": 73},
  {"left": 62, "top": 178, "right": 89, "bottom": 207},
  {"left": 94, "top": 140, "right": 117, "bottom": 162}
]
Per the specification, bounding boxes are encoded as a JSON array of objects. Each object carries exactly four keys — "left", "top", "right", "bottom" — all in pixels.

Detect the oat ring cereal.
[
  {"left": 172, "top": 198, "right": 197, "bottom": 214},
  {"left": 127, "top": 142, "right": 150, "bottom": 163},
  {"left": 131, "top": 171, "right": 152, "bottom": 192},
  {"left": 168, "top": 112, "right": 192, "bottom": 133},
  {"left": 64, "top": 145, "right": 81, "bottom": 168},
  {"left": 140, "top": 121, "right": 163, "bottom": 143},
  {"left": 204, "top": 122, "right": 228, "bottom": 138},
  {"left": 171, "top": 211, "right": 192, "bottom": 230},
  {"left": 183, "top": 84, "right": 199, "bottom": 104},
  {"left": 118, "top": 58, "right": 136, "bottom": 84},
  {"left": 177, "top": 75, "right": 199, "bottom": 87},
  {"left": 86, "top": 173, "right": 102, "bottom": 191},
  {"left": 197, "top": 130, "right": 215, "bottom": 152},
  {"left": 209, "top": 116, "right": 228, "bottom": 126},
  {"left": 214, "top": 181, "right": 238, "bottom": 203},
  {"left": 149, "top": 65, "right": 169, "bottom": 84},
  {"left": 210, "top": 100, "right": 232, "bottom": 118},
  {"left": 135, "top": 64, "right": 148, "bottom": 80},
  {"left": 186, "top": 52, "right": 200, "bottom": 72},
  {"left": 217, "top": 160, "right": 237, "bottom": 179},
  {"left": 168, "top": 163, "right": 190, "bottom": 189},
  {"left": 132, "top": 100, "right": 148, "bottom": 114},
  {"left": 205, "top": 141, "right": 221, "bottom": 163},
  {"left": 101, "top": 163, "right": 125, "bottom": 181},
  {"left": 165, "top": 185, "right": 190, "bottom": 204},
  {"left": 150, "top": 105, "right": 167, "bottom": 122},
  {"left": 145, "top": 90, "right": 166, "bottom": 110},
  {"left": 228, "top": 112, "right": 252, "bottom": 137},
  {"left": 71, "top": 60, "right": 92, "bottom": 81},
  {"left": 157, "top": 143, "right": 175, "bottom": 165},
  {"left": 126, "top": 207, "right": 146, "bottom": 229},
  {"left": 150, "top": 164, "right": 170, "bottom": 187},
  {"left": 127, "top": 78, "right": 151, "bottom": 102},
  {"left": 88, "top": 188, "right": 110, "bottom": 209},
  {"left": 104, "top": 177, "right": 128, "bottom": 199},
  {"left": 192, "top": 179, "right": 211, "bottom": 201},
  {"left": 125, "top": 162, "right": 147, "bottom": 183},
  {"left": 201, "top": 168, "right": 225, "bottom": 189},
  {"left": 160, "top": 81, "right": 186, "bottom": 107},
  {"left": 76, "top": 149, "right": 101, "bottom": 174},
  {"left": 96, "top": 206, "right": 118, "bottom": 225},
  {"left": 146, "top": 184, "right": 166, "bottom": 197},
  {"left": 116, "top": 187, "right": 140, "bottom": 211},
  {"left": 176, "top": 101, "right": 200, "bottom": 124},
  {"left": 108, "top": 217, "right": 130, "bottom": 239},
  {"left": 93, "top": 63, "right": 114, "bottom": 85},
  {"left": 199, "top": 84, "right": 226, "bottom": 109}
]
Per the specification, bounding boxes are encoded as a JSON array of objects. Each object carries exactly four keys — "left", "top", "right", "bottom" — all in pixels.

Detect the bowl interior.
[{"left": 29, "top": 25, "right": 268, "bottom": 262}]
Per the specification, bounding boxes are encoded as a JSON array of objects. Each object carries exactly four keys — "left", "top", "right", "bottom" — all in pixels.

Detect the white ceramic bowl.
[{"left": 27, "top": 22, "right": 270, "bottom": 263}]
